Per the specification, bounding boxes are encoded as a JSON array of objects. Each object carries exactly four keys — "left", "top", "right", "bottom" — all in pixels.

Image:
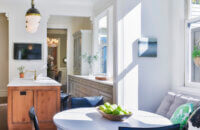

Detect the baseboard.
[{"left": 0, "top": 90, "right": 7, "bottom": 97}]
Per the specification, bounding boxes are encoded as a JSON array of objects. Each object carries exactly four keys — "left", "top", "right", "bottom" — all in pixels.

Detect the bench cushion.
[
  {"left": 156, "top": 92, "right": 200, "bottom": 119},
  {"left": 156, "top": 92, "right": 176, "bottom": 118}
]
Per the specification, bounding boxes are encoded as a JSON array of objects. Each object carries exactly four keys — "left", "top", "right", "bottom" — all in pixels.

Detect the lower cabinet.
[
  {"left": 7, "top": 86, "right": 60, "bottom": 130},
  {"left": 68, "top": 75, "right": 113, "bottom": 103}
]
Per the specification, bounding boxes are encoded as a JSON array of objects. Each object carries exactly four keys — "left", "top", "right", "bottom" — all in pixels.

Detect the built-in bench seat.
[{"left": 156, "top": 91, "right": 200, "bottom": 119}]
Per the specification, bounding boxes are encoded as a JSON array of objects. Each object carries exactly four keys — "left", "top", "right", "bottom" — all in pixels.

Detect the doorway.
[
  {"left": 47, "top": 29, "right": 67, "bottom": 90},
  {"left": 0, "top": 13, "right": 8, "bottom": 101}
]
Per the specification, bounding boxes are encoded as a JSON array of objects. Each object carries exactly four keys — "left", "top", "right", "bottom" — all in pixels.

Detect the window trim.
[
  {"left": 93, "top": 6, "right": 113, "bottom": 76},
  {"left": 185, "top": 6, "right": 200, "bottom": 88}
]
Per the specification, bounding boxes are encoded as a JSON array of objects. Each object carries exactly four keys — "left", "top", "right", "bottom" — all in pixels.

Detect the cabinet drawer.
[{"left": 12, "top": 90, "right": 34, "bottom": 123}]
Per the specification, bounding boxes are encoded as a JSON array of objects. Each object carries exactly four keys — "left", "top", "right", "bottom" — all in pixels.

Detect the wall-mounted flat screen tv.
[{"left": 14, "top": 43, "right": 42, "bottom": 60}]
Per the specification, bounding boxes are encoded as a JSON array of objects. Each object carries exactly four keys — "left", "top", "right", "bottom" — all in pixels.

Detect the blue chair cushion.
[
  {"left": 71, "top": 96, "right": 104, "bottom": 108},
  {"left": 60, "top": 93, "right": 69, "bottom": 101}
]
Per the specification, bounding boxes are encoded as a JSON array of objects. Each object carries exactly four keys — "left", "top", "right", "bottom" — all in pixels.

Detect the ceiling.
[{"left": 2, "top": 0, "right": 97, "bottom": 6}]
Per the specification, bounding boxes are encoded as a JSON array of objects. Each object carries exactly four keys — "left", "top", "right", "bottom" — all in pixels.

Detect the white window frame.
[
  {"left": 185, "top": 0, "right": 200, "bottom": 88},
  {"left": 93, "top": 6, "right": 113, "bottom": 76}
]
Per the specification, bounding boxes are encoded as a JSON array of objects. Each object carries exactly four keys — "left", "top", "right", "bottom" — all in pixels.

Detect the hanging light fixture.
[
  {"left": 47, "top": 37, "right": 59, "bottom": 47},
  {"left": 25, "top": 0, "right": 41, "bottom": 33}
]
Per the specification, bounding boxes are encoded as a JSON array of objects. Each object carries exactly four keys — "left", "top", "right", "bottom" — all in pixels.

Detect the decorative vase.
[
  {"left": 193, "top": 57, "right": 200, "bottom": 67},
  {"left": 20, "top": 73, "right": 24, "bottom": 78}
]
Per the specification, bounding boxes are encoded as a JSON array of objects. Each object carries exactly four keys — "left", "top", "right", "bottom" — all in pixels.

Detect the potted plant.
[
  {"left": 17, "top": 66, "right": 25, "bottom": 78},
  {"left": 82, "top": 53, "right": 98, "bottom": 76},
  {"left": 192, "top": 45, "right": 200, "bottom": 67}
]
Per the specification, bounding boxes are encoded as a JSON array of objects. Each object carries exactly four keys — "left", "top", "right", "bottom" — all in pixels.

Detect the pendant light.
[
  {"left": 25, "top": 0, "right": 41, "bottom": 33},
  {"left": 47, "top": 37, "right": 59, "bottom": 47}
]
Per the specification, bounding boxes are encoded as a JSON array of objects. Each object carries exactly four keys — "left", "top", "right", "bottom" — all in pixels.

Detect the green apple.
[
  {"left": 117, "top": 106, "right": 123, "bottom": 111},
  {"left": 119, "top": 111, "right": 125, "bottom": 115},
  {"left": 111, "top": 104, "right": 118, "bottom": 110},
  {"left": 113, "top": 109, "right": 120, "bottom": 115},
  {"left": 123, "top": 110, "right": 130, "bottom": 115},
  {"left": 104, "top": 102, "right": 111, "bottom": 108},
  {"left": 104, "top": 107, "right": 114, "bottom": 114},
  {"left": 99, "top": 105, "right": 106, "bottom": 112}
]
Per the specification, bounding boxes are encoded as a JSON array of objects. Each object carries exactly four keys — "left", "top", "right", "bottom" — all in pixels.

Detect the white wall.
[
  {"left": 170, "top": 0, "right": 185, "bottom": 90},
  {"left": 116, "top": 0, "right": 172, "bottom": 112},
  {"left": 0, "top": 0, "right": 93, "bottom": 82}
]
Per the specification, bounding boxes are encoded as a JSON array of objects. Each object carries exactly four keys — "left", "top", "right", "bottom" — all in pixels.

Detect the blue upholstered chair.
[
  {"left": 68, "top": 96, "right": 104, "bottom": 109},
  {"left": 29, "top": 107, "right": 39, "bottom": 130},
  {"left": 119, "top": 124, "right": 180, "bottom": 130},
  {"left": 60, "top": 92, "right": 69, "bottom": 110}
]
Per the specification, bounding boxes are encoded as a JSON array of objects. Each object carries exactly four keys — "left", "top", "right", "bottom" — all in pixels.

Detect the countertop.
[
  {"left": 69, "top": 75, "right": 113, "bottom": 86},
  {"left": 7, "top": 77, "right": 62, "bottom": 87}
]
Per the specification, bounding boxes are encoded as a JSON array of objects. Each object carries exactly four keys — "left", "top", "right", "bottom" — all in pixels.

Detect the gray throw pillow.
[
  {"left": 156, "top": 92, "right": 176, "bottom": 117},
  {"left": 166, "top": 94, "right": 188, "bottom": 119}
]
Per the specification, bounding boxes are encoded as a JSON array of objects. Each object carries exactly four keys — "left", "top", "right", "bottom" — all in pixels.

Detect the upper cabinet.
[{"left": 73, "top": 30, "right": 92, "bottom": 75}]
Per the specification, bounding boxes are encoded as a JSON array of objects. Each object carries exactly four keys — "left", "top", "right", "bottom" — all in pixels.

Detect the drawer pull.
[{"left": 20, "top": 91, "right": 26, "bottom": 95}]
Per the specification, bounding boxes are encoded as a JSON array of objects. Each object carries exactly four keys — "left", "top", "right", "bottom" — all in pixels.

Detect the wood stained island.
[{"left": 7, "top": 77, "right": 61, "bottom": 130}]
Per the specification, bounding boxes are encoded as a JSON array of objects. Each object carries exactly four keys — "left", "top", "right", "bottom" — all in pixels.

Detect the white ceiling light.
[{"left": 25, "top": 0, "right": 41, "bottom": 33}]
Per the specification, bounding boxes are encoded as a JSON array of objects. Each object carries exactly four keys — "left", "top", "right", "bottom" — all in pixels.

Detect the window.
[
  {"left": 98, "top": 16, "right": 108, "bottom": 73},
  {"left": 93, "top": 6, "right": 113, "bottom": 76},
  {"left": 191, "top": 0, "right": 200, "bottom": 18},
  {"left": 185, "top": 0, "right": 200, "bottom": 87}
]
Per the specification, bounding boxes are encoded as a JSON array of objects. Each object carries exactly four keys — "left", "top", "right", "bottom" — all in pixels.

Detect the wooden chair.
[
  {"left": 119, "top": 124, "right": 180, "bottom": 130},
  {"left": 29, "top": 107, "right": 39, "bottom": 130},
  {"left": 55, "top": 71, "right": 62, "bottom": 83}
]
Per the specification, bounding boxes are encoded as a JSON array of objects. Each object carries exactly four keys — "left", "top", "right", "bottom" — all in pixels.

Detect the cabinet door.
[
  {"left": 77, "top": 37, "right": 82, "bottom": 71},
  {"left": 35, "top": 90, "right": 58, "bottom": 122},
  {"left": 74, "top": 38, "right": 77, "bottom": 68},
  {"left": 12, "top": 90, "right": 34, "bottom": 123},
  {"left": 74, "top": 37, "right": 81, "bottom": 75}
]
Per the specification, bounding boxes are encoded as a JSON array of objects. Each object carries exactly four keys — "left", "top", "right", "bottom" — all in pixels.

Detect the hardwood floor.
[
  {"left": 0, "top": 97, "right": 7, "bottom": 104},
  {"left": 0, "top": 103, "right": 8, "bottom": 130}
]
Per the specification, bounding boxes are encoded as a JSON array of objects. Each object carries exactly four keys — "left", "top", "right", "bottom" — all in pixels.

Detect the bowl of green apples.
[{"left": 97, "top": 102, "right": 132, "bottom": 121}]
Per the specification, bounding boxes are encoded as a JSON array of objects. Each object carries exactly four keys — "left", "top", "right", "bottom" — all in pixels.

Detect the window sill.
[
  {"left": 70, "top": 75, "right": 113, "bottom": 86},
  {"left": 172, "top": 86, "right": 200, "bottom": 97}
]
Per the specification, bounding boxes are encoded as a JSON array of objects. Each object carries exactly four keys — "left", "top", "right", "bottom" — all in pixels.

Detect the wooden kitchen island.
[{"left": 7, "top": 77, "right": 61, "bottom": 130}]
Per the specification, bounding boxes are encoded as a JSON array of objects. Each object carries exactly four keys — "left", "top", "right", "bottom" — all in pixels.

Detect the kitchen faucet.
[{"left": 26, "top": 70, "right": 37, "bottom": 80}]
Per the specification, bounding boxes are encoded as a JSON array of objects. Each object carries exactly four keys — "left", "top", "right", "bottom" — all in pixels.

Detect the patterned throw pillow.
[
  {"left": 170, "top": 103, "right": 194, "bottom": 129},
  {"left": 188, "top": 107, "right": 200, "bottom": 129}
]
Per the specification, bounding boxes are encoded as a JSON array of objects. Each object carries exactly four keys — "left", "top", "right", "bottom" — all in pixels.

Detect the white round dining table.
[{"left": 53, "top": 108, "right": 172, "bottom": 130}]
